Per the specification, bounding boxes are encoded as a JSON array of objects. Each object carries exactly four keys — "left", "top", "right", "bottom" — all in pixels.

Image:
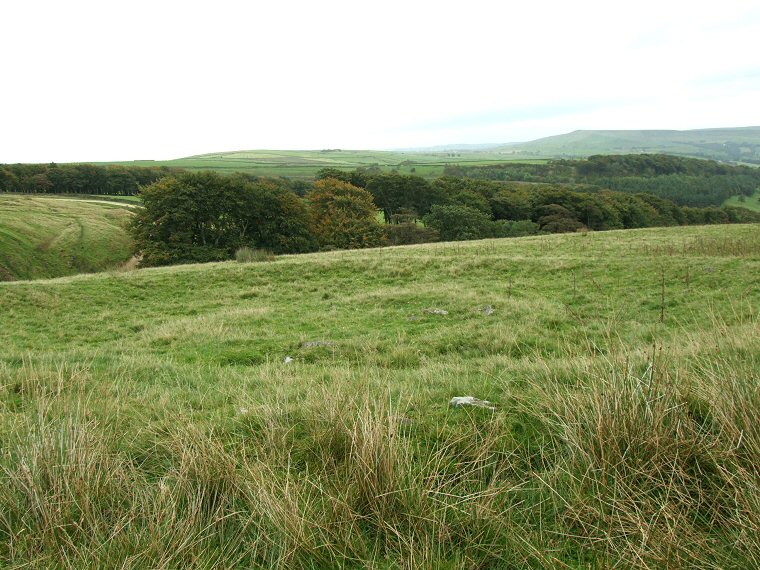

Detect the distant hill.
[
  {"left": 104, "top": 148, "right": 532, "bottom": 179},
  {"left": 391, "top": 143, "right": 505, "bottom": 152},
  {"left": 79, "top": 127, "right": 760, "bottom": 180},
  {"left": 0, "top": 195, "right": 135, "bottom": 281},
  {"left": 496, "top": 127, "right": 760, "bottom": 163}
]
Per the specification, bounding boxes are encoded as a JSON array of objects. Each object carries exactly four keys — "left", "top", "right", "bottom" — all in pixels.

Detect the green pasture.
[
  {"left": 1, "top": 224, "right": 759, "bottom": 567},
  {"left": 724, "top": 190, "right": 760, "bottom": 211},
  {"left": 0, "top": 194, "right": 136, "bottom": 281},
  {"left": 105, "top": 149, "right": 547, "bottom": 179}
]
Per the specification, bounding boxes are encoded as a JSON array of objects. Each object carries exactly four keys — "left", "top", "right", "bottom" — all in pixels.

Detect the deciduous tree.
[{"left": 306, "top": 178, "right": 385, "bottom": 249}]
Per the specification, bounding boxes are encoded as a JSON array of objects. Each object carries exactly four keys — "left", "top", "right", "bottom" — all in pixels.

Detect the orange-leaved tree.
[{"left": 306, "top": 178, "right": 385, "bottom": 250}]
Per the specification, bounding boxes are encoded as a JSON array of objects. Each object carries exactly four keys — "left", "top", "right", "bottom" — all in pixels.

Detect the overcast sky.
[{"left": 2, "top": 0, "right": 759, "bottom": 162}]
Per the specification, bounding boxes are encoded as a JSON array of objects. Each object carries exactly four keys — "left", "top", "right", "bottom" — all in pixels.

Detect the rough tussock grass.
[
  {"left": 0, "top": 224, "right": 759, "bottom": 567},
  {"left": 0, "top": 350, "right": 759, "bottom": 568}
]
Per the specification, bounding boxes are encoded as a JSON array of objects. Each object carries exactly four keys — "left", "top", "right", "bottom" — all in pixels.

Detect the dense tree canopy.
[
  {"left": 132, "top": 172, "right": 315, "bottom": 266},
  {"left": 0, "top": 163, "right": 174, "bottom": 195},
  {"left": 365, "top": 173, "right": 432, "bottom": 222},
  {"left": 423, "top": 205, "right": 494, "bottom": 241},
  {"left": 443, "top": 154, "right": 760, "bottom": 207},
  {"left": 6, "top": 155, "right": 757, "bottom": 267},
  {"left": 306, "top": 178, "right": 385, "bottom": 249}
]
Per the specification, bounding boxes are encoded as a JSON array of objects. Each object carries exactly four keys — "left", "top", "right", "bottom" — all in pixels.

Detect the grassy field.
[
  {"left": 0, "top": 195, "right": 136, "bottom": 281},
  {"left": 103, "top": 149, "right": 547, "bottom": 179},
  {"left": 94, "top": 140, "right": 760, "bottom": 215},
  {"left": 1, "top": 224, "right": 759, "bottom": 568},
  {"left": 98, "top": 127, "right": 760, "bottom": 180},
  {"left": 724, "top": 190, "right": 760, "bottom": 212}
]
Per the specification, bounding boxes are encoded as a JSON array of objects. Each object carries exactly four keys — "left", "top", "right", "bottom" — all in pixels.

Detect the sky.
[{"left": 2, "top": 0, "right": 760, "bottom": 162}]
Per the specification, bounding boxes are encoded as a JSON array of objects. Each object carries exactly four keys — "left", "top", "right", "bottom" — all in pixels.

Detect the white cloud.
[{"left": 1, "top": 0, "right": 759, "bottom": 161}]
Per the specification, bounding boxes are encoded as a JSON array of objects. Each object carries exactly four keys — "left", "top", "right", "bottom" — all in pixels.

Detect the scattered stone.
[
  {"left": 301, "top": 340, "right": 337, "bottom": 348},
  {"left": 284, "top": 356, "right": 294, "bottom": 364},
  {"left": 449, "top": 396, "right": 496, "bottom": 411},
  {"left": 425, "top": 308, "right": 449, "bottom": 315},
  {"left": 481, "top": 305, "right": 495, "bottom": 316},
  {"left": 407, "top": 316, "right": 422, "bottom": 321}
]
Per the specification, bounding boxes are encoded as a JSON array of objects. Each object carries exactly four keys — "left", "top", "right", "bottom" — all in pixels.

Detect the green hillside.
[
  {"left": 499, "top": 126, "right": 760, "bottom": 163},
  {"left": 92, "top": 127, "right": 760, "bottom": 181},
  {"left": 104, "top": 148, "right": 543, "bottom": 179},
  {"left": 0, "top": 195, "right": 136, "bottom": 281},
  {"left": 1, "top": 224, "right": 759, "bottom": 567},
  {"left": 724, "top": 190, "right": 760, "bottom": 211}
]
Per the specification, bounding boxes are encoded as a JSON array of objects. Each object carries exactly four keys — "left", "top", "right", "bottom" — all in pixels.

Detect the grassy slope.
[
  {"left": 100, "top": 128, "right": 760, "bottom": 180},
  {"left": 499, "top": 126, "right": 760, "bottom": 162},
  {"left": 0, "top": 195, "right": 136, "bottom": 281},
  {"left": 1, "top": 225, "right": 759, "bottom": 567},
  {"left": 724, "top": 190, "right": 760, "bottom": 211}
]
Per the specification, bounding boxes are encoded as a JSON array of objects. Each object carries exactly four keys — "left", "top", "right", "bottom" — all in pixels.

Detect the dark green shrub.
[
  {"left": 384, "top": 223, "right": 439, "bottom": 245},
  {"left": 422, "top": 205, "right": 493, "bottom": 241}
]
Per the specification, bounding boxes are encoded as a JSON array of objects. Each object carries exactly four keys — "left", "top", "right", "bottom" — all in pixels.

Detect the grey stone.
[{"left": 481, "top": 305, "right": 495, "bottom": 316}]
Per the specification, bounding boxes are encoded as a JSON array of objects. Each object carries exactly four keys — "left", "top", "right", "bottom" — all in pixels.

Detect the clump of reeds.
[
  {"left": 3, "top": 345, "right": 758, "bottom": 568},
  {"left": 528, "top": 348, "right": 760, "bottom": 569},
  {"left": 235, "top": 247, "right": 275, "bottom": 263}
]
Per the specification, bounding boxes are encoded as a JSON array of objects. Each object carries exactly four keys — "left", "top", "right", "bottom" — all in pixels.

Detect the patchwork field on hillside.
[
  {"left": 105, "top": 149, "right": 544, "bottom": 178},
  {"left": 0, "top": 195, "right": 136, "bottom": 280},
  {"left": 0, "top": 224, "right": 758, "bottom": 568}
]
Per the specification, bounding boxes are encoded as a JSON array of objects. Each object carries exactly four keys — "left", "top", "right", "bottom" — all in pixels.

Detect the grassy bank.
[
  {"left": 0, "top": 194, "right": 136, "bottom": 281},
  {"left": 724, "top": 190, "right": 760, "bottom": 212},
  {"left": 1, "top": 224, "right": 758, "bottom": 568}
]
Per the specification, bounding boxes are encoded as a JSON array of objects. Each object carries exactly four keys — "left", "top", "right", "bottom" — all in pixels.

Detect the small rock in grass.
[
  {"left": 426, "top": 308, "right": 449, "bottom": 315},
  {"left": 301, "top": 340, "right": 336, "bottom": 348},
  {"left": 284, "top": 356, "right": 294, "bottom": 364},
  {"left": 449, "top": 396, "right": 496, "bottom": 411},
  {"left": 481, "top": 305, "right": 495, "bottom": 316}
]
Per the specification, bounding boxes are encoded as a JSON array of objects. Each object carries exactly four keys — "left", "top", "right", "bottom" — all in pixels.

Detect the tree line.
[
  {"left": 443, "top": 154, "right": 760, "bottom": 207},
  {"left": 132, "top": 173, "right": 383, "bottom": 265},
  {"left": 0, "top": 163, "right": 176, "bottom": 195},
  {"left": 131, "top": 168, "right": 760, "bottom": 267}
]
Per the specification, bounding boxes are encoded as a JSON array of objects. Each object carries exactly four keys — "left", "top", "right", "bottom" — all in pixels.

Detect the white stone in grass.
[
  {"left": 426, "top": 308, "right": 449, "bottom": 315},
  {"left": 449, "top": 396, "right": 496, "bottom": 410},
  {"left": 284, "top": 356, "right": 294, "bottom": 364}
]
